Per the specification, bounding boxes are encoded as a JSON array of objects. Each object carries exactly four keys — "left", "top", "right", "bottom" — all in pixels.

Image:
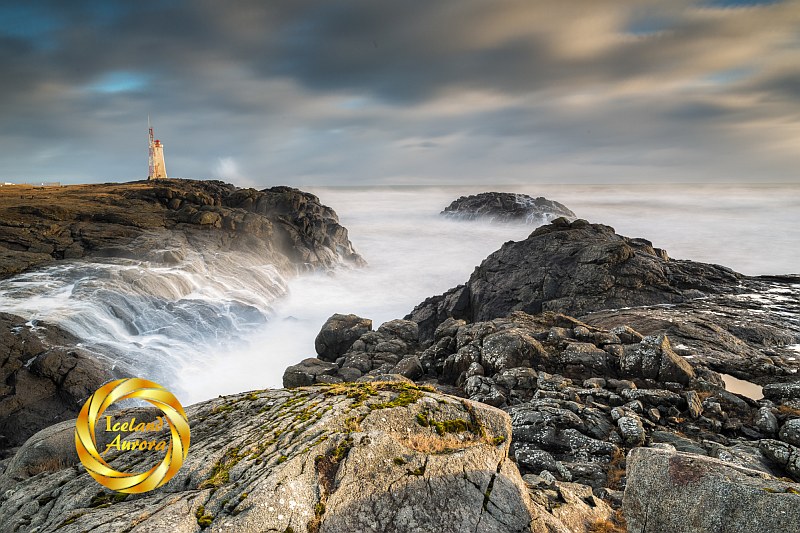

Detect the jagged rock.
[
  {"left": 623, "top": 447, "right": 800, "bottom": 533},
  {"left": 314, "top": 314, "right": 373, "bottom": 362},
  {"left": 0, "top": 383, "right": 592, "bottom": 533},
  {"left": 620, "top": 388, "right": 683, "bottom": 408},
  {"left": 282, "top": 357, "right": 339, "bottom": 387},
  {"left": 515, "top": 446, "right": 558, "bottom": 472},
  {"left": 480, "top": 329, "right": 546, "bottom": 375},
  {"left": 392, "top": 356, "right": 424, "bottom": 380},
  {"left": 0, "top": 313, "right": 116, "bottom": 452},
  {"left": 440, "top": 192, "right": 576, "bottom": 223},
  {"left": 755, "top": 407, "right": 779, "bottom": 435},
  {"left": 779, "top": 419, "right": 800, "bottom": 447},
  {"left": 376, "top": 319, "right": 419, "bottom": 345},
  {"left": 764, "top": 382, "right": 800, "bottom": 401},
  {"left": 620, "top": 334, "right": 695, "bottom": 385},
  {"left": 684, "top": 390, "right": 704, "bottom": 418},
  {"left": 760, "top": 439, "right": 800, "bottom": 480},
  {"left": 464, "top": 376, "right": 507, "bottom": 407},
  {"left": 406, "top": 219, "right": 741, "bottom": 342},
  {"left": 617, "top": 416, "right": 645, "bottom": 447}
]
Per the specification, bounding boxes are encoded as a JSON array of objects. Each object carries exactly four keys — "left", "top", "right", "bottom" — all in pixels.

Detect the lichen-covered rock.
[
  {"left": 779, "top": 419, "right": 800, "bottom": 447},
  {"left": 764, "top": 382, "right": 800, "bottom": 401},
  {"left": 620, "top": 334, "right": 695, "bottom": 385},
  {"left": 760, "top": 439, "right": 800, "bottom": 480},
  {"left": 0, "top": 382, "right": 604, "bottom": 533},
  {"left": 623, "top": 447, "right": 800, "bottom": 533},
  {"left": 617, "top": 417, "right": 645, "bottom": 447}
]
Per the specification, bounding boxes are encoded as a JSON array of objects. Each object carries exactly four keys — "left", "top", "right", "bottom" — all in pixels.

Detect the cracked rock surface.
[{"left": 0, "top": 382, "right": 611, "bottom": 532}]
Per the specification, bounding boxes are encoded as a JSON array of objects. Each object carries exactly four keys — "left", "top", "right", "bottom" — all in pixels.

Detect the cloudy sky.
[{"left": 1, "top": 0, "right": 799, "bottom": 186}]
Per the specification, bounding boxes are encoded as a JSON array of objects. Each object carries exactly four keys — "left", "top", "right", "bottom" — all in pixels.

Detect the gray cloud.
[{"left": 0, "top": 0, "right": 798, "bottom": 185}]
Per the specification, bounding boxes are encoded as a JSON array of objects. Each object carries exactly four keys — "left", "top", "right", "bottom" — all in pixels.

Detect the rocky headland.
[
  {"left": 0, "top": 180, "right": 363, "bottom": 452},
  {"left": 284, "top": 217, "right": 800, "bottom": 531},
  {"left": 441, "top": 192, "right": 576, "bottom": 224},
  {"left": 0, "top": 180, "right": 363, "bottom": 278},
  {"left": 1, "top": 188, "right": 799, "bottom": 532}
]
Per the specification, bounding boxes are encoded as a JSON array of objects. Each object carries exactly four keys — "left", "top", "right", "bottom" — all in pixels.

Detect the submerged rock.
[
  {"left": 441, "top": 192, "right": 576, "bottom": 224},
  {"left": 0, "top": 382, "right": 612, "bottom": 532},
  {"left": 623, "top": 447, "right": 800, "bottom": 533}
]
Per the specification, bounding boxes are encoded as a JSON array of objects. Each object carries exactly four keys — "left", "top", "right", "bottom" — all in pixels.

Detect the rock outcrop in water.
[
  {"left": 0, "top": 381, "right": 621, "bottom": 532},
  {"left": 0, "top": 180, "right": 365, "bottom": 454},
  {"left": 441, "top": 192, "right": 576, "bottom": 224},
  {"left": 407, "top": 218, "right": 746, "bottom": 343}
]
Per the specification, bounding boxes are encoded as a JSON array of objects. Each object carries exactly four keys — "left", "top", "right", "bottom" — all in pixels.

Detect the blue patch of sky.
[
  {"left": 704, "top": 67, "right": 754, "bottom": 85},
  {"left": 338, "top": 97, "right": 368, "bottom": 110},
  {"left": 87, "top": 71, "right": 149, "bottom": 94},
  {"left": 625, "top": 13, "right": 673, "bottom": 36}
]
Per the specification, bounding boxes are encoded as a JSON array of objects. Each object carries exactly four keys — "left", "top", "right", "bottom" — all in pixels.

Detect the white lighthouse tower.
[{"left": 147, "top": 117, "right": 168, "bottom": 180}]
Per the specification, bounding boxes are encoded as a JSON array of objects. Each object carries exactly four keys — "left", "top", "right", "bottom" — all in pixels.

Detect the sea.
[{"left": 0, "top": 183, "right": 797, "bottom": 405}]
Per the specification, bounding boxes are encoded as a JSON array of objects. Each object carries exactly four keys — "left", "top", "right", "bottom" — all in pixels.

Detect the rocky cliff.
[
  {"left": 0, "top": 180, "right": 363, "bottom": 279},
  {"left": 0, "top": 180, "right": 364, "bottom": 453},
  {"left": 0, "top": 381, "right": 621, "bottom": 532}
]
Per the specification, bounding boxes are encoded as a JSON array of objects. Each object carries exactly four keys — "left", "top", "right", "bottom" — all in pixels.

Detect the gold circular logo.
[{"left": 75, "top": 378, "right": 191, "bottom": 493}]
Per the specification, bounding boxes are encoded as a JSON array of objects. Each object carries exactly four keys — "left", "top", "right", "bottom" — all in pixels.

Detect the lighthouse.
[{"left": 147, "top": 118, "right": 168, "bottom": 180}]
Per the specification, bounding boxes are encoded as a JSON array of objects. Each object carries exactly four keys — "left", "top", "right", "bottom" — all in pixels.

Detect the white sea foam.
[{"left": 1, "top": 184, "right": 797, "bottom": 404}]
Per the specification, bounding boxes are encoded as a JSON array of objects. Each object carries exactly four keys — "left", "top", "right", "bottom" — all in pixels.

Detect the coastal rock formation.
[
  {"left": 407, "top": 218, "right": 742, "bottom": 342},
  {"left": 623, "top": 447, "right": 800, "bottom": 533},
  {"left": 441, "top": 192, "right": 576, "bottom": 223},
  {"left": 0, "top": 382, "right": 619, "bottom": 532},
  {"left": 0, "top": 180, "right": 365, "bottom": 454},
  {"left": 582, "top": 278, "right": 800, "bottom": 384},
  {"left": 0, "top": 180, "right": 363, "bottom": 279},
  {"left": 0, "top": 313, "right": 115, "bottom": 452},
  {"left": 314, "top": 314, "right": 373, "bottom": 362},
  {"left": 297, "top": 309, "right": 800, "bottom": 488}
]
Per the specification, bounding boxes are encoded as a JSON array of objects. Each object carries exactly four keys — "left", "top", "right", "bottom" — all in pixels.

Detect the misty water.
[{"left": 1, "top": 184, "right": 798, "bottom": 405}]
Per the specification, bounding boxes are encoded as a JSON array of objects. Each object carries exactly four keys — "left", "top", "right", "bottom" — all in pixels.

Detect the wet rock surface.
[
  {"left": 0, "top": 383, "right": 617, "bottom": 532},
  {"left": 441, "top": 192, "right": 576, "bottom": 224},
  {"left": 0, "top": 313, "right": 116, "bottom": 453},
  {"left": 0, "top": 180, "right": 365, "bottom": 456}
]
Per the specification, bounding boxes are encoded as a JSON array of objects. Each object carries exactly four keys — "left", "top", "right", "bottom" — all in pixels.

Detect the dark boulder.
[
  {"left": 406, "top": 218, "right": 741, "bottom": 342},
  {"left": 619, "top": 334, "right": 695, "bottom": 385},
  {"left": 314, "top": 313, "right": 373, "bottom": 362},
  {"left": 0, "top": 313, "right": 115, "bottom": 452}
]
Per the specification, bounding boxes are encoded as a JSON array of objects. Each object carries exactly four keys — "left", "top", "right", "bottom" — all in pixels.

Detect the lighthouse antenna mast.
[{"left": 147, "top": 115, "right": 155, "bottom": 179}]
